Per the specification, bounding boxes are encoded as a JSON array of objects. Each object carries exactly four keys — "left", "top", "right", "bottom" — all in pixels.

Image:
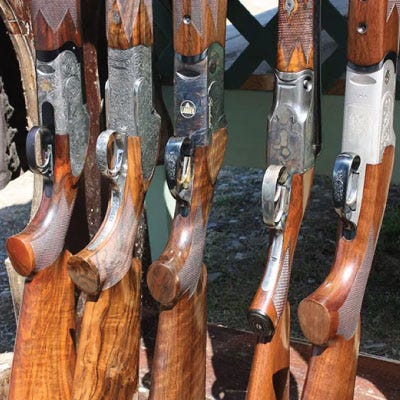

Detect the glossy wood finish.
[
  {"left": 7, "top": 135, "right": 78, "bottom": 276},
  {"left": 30, "top": 0, "right": 82, "bottom": 50},
  {"left": 8, "top": 252, "right": 76, "bottom": 400},
  {"left": 301, "top": 321, "right": 360, "bottom": 400},
  {"left": 276, "top": 0, "right": 318, "bottom": 72},
  {"left": 107, "top": 0, "right": 153, "bottom": 49},
  {"left": 147, "top": 128, "right": 227, "bottom": 306},
  {"left": 298, "top": 146, "right": 395, "bottom": 345},
  {"left": 249, "top": 170, "right": 314, "bottom": 330},
  {"left": 348, "top": 1, "right": 400, "bottom": 67},
  {"left": 174, "top": 0, "right": 227, "bottom": 56},
  {"left": 149, "top": 266, "right": 207, "bottom": 400},
  {"left": 72, "top": 259, "right": 141, "bottom": 399},
  {"left": 68, "top": 137, "right": 145, "bottom": 296},
  {"left": 246, "top": 303, "right": 290, "bottom": 400}
]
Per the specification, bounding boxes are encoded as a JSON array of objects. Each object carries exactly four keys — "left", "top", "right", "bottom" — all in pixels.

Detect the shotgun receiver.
[
  {"left": 6, "top": 1, "right": 88, "bottom": 399},
  {"left": 146, "top": 1, "right": 228, "bottom": 398},
  {"left": 299, "top": 2, "right": 399, "bottom": 399},
  {"left": 246, "top": 1, "right": 321, "bottom": 398},
  {"left": 67, "top": 0, "right": 162, "bottom": 398}
]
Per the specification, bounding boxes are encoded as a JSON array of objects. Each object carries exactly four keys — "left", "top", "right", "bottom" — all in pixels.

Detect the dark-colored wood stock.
[
  {"left": 248, "top": 170, "right": 314, "bottom": 329},
  {"left": 149, "top": 266, "right": 207, "bottom": 400},
  {"left": 276, "top": 0, "right": 318, "bottom": 72},
  {"left": 348, "top": 1, "right": 400, "bottom": 67},
  {"left": 107, "top": 0, "right": 153, "bottom": 48},
  {"left": 7, "top": 134, "right": 77, "bottom": 276},
  {"left": 68, "top": 137, "right": 145, "bottom": 296},
  {"left": 147, "top": 129, "right": 227, "bottom": 306},
  {"left": 298, "top": 146, "right": 395, "bottom": 345},
  {"left": 246, "top": 303, "right": 290, "bottom": 400},
  {"left": 8, "top": 252, "right": 76, "bottom": 400},
  {"left": 301, "top": 321, "right": 360, "bottom": 400},
  {"left": 174, "top": 0, "right": 227, "bottom": 56},
  {"left": 30, "top": 0, "right": 82, "bottom": 50},
  {"left": 72, "top": 259, "right": 141, "bottom": 400}
]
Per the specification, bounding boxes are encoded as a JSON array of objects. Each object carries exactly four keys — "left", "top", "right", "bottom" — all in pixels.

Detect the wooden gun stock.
[
  {"left": 147, "top": 129, "right": 227, "bottom": 306},
  {"left": 147, "top": 1, "right": 227, "bottom": 398},
  {"left": 7, "top": 2, "right": 87, "bottom": 398},
  {"left": 247, "top": 1, "right": 320, "bottom": 398},
  {"left": 67, "top": 0, "right": 160, "bottom": 297},
  {"left": 299, "top": 2, "right": 399, "bottom": 398},
  {"left": 6, "top": 0, "right": 87, "bottom": 276}
]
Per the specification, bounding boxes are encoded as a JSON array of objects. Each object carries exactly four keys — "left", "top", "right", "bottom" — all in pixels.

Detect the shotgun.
[
  {"left": 146, "top": 1, "right": 228, "bottom": 398},
  {"left": 6, "top": 0, "right": 88, "bottom": 398},
  {"left": 246, "top": 1, "right": 321, "bottom": 398},
  {"left": 67, "top": 0, "right": 162, "bottom": 398},
  {"left": 299, "top": 2, "right": 399, "bottom": 399}
]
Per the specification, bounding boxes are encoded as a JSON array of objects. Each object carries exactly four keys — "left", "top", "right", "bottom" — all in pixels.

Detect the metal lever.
[
  {"left": 332, "top": 152, "right": 360, "bottom": 229},
  {"left": 26, "top": 126, "right": 54, "bottom": 178},
  {"left": 262, "top": 165, "right": 290, "bottom": 231},
  {"left": 165, "top": 136, "right": 193, "bottom": 205}
]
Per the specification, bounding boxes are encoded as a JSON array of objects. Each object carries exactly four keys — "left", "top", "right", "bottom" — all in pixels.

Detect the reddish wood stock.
[
  {"left": 6, "top": 0, "right": 84, "bottom": 276},
  {"left": 248, "top": 170, "right": 314, "bottom": 330},
  {"left": 147, "top": 129, "right": 227, "bottom": 306},
  {"left": 68, "top": 136, "right": 145, "bottom": 296},
  {"left": 149, "top": 266, "right": 207, "bottom": 400},
  {"left": 298, "top": 147, "right": 395, "bottom": 345},
  {"left": 72, "top": 259, "right": 142, "bottom": 399},
  {"left": 8, "top": 252, "right": 76, "bottom": 400},
  {"left": 246, "top": 304, "right": 290, "bottom": 400},
  {"left": 276, "top": 0, "right": 316, "bottom": 72},
  {"left": 301, "top": 322, "right": 360, "bottom": 400}
]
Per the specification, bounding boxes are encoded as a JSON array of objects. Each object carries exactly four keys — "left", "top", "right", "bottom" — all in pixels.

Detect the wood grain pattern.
[
  {"left": 106, "top": 0, "right": 153, "bottom": 49},
  {"left": 30, "top": 0, "right": 82, "bottom": 50},
  {"left": 276, "top": 0, "right": 317, "bottom": 72},
  {"left": 147, "top": 128, "right": 227, "bottom": 306},
  {"left": 174, "top": 0, "right": 227, "bottom": 56},
  {"left": 149, "top": 265, "right": 207, "bottom": 400},
  {"left": 298, "top": 146, "right": 395, "bottom": 345},
  {"left": 248, "top": 169, "right": 314, "bottom": 329},
  {"left": 68, "top": 137, "right": 144, "bottom": 296},
  {"left": 6, "top": 134, "right": 78, "bottom": 276},
  {"left": 72, "top": 259, "right": 141, "bottom": 400},
  {"left": 301, "top": 321, "right": 360, "bottom": 400},
  {"left": 246, "top": 303, "right": 290, "bottom": 400},
  {"left": 8, "top": 252, "right": 76, "bottom": 400},
  {"left": 348, "top": 0, "right": 399, "bottom": 66}
]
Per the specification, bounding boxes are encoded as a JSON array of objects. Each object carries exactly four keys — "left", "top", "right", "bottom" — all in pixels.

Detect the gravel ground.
[{"left": 1, "top": 168, "right": 399, "bottom": 360}]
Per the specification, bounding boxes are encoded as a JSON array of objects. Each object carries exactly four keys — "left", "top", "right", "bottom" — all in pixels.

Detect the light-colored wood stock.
[
  {"left": 149, "top": 266, "right": 207, "bottom": 400},
  {"left": 8, "top": 252, "right": 76, "bottom": 400},
  {"left": 246, "top": 303, "right": 290, "bottom": 400},
  {"left": 68, "top": 137, "right": 145, "bottom": 296},
  {"left": 7, "top": 135, "right": 77, "bottom": 276},
  {"left": 106, "top": 0, "right": 153, "bottom": 49},
  {"left": 147, "top": 129, "right": 227, "bottom": 306},
  {"left": 72, "top": 259, "right": 141, "bottom": 400},
  {"left": 348, "top": 1, "right": 400, "bottom": 67},
  {"left": 298, "top": 146, "right": 395, "bottom": 345},
  {"left": 174, "top": 0, "right": 227, "bottom": 56},
  {"left": 301, "top": 321, "right": 360, "bottom": 400}
]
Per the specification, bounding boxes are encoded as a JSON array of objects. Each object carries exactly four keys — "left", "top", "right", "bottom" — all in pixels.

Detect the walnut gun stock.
[
  {"left": 246, "top": 1, "right": 321, "bottom": 399},
  {"left": 298, "top": 2, "right": 399, "bottom": 399},
  {"left": 147, "top": 1, "right": 228, "bottom": 398},
  {"left": 67, "top": 1, "right": 162, "bottom": 398},
  {"left": 7, "top": 1, "right": 88, "bottom": 399}
]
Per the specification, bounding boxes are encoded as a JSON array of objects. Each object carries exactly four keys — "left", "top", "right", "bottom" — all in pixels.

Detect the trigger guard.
[
  {"left": 26, "top": 126, "right": 53, "bottom": 176},
  {"left": 96, "top": 129, "right": 126, "bottom": 180}
]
